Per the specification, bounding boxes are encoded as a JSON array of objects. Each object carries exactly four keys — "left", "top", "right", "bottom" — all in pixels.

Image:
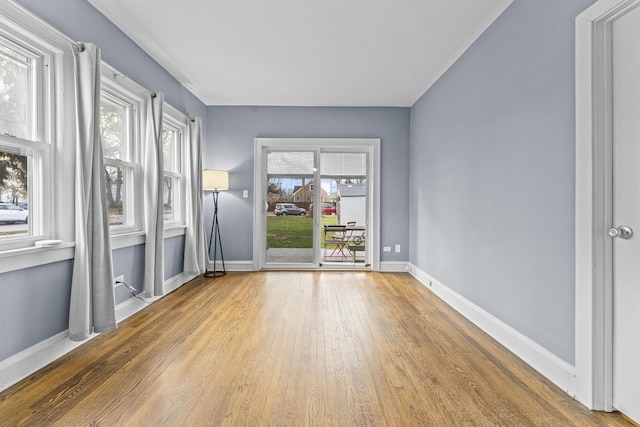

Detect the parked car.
[
  {"left": 0, "top": 203, "right": 28, "bottom": 224},
  {"left": 274, "top": 203, "right": 306, "bottom": 216},
  {"left": 320, "top": 203, "right": 336, "bottom": 215},
  {"left": 310, "top": 203, "right": 337, "bottom": 215}
]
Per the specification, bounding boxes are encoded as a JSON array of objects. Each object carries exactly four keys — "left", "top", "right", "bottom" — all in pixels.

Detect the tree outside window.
[
  {"left": 161, "top": 124, "right": 181, "bottom": 224},
  {"left": 0, "top": 41, "right": 36, "bottom": 240}
]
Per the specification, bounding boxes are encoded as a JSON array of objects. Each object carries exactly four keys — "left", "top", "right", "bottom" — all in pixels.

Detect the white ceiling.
[{"left": 88, "top": 0, "right": 512, "bottom": 107}]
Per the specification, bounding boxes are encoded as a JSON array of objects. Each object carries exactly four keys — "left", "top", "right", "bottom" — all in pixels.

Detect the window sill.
[
  {"left": 0, "top": 226, "right": 189, "bottom": 275},
  {"left": 110, "top": 231, "right": 146, "bottom": 250},
  {"left": 0, "top": 242, "right": 75, "bottom": 275},
  {"left": 164, "top": 225, "right": 187, "bottom": 239}
]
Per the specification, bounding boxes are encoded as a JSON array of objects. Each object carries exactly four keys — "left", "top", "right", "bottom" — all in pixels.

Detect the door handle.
[{"left": 609, "top": 225, "right": 634, "bottom": 239}]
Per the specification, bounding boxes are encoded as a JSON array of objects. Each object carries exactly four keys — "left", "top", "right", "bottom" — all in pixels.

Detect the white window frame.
[
  {"left": 0, "top": 4, "right": 63, "bottom": 258},
  {"left": 161, "top": 104, "right": 187, "bottom": 231},
  {"left": 0, "top": 1, "right": 77, "bottom": 273},
  {"left": 100, "top": 66, "right": 144, "bottom": 240}
]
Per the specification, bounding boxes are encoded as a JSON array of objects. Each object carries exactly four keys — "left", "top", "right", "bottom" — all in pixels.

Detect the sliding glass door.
[
  {"left": 254, "top": 139, "right": 380, "bottom": 271},
  {"left": 265, "top": 151, "right": 315, "bottom": 265},
  {"left": 319, "top": 152, "right": 368, "bottom": 265}
]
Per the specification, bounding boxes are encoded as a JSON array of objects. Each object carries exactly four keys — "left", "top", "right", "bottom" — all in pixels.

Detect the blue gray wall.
[
  {"left": 0, "top": 261, "right": 72, "bottom": 360},
  {"left": 205, "top": 106, "right": 411, "bottom": 262},
  {"left": 409, "top": 0, "right": 592, "bottom": 364},
  {"left": 0, "top": 0, "right": 206, "bottom": 361}
]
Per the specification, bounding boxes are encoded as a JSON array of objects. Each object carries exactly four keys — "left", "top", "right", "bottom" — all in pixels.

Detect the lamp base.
[{"left": 203, "top": 269, "right": 226, "bottom": 278}]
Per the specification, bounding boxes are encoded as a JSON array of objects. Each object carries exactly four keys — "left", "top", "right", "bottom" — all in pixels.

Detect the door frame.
[
  {"left": 253, "top": 138, "right": 381, "bottom": 271},
  {"left": 575, "top": 0, "right": 640, "bottom": 410}
]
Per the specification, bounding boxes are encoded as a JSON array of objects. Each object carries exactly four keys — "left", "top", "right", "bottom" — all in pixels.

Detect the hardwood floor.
[{"left": 0, "top": 272, "right": 635, "bottom": 426}]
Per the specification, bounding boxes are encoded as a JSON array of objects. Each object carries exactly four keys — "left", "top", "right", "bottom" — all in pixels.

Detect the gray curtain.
[
  {"left": 69, "top": 43, "right": 117, "bottom": 341},
  {"left": 183, "top": 117, "right": 207, "bottom": 275},
  {"left": 143, "top": 93, "right": 165, "bottom": 297}
]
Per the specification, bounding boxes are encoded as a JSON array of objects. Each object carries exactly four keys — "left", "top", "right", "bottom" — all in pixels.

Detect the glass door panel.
[
  {"left": 320, "top": 152, "right": 368, "bottom": 265},
  {"left": 265, "top": 151, "right": 316, "bottom": 265}
]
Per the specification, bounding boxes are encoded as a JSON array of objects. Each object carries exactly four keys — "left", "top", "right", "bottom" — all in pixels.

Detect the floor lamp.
[{"left": 203, "top": 170, "right": 229, "bottom": 278}]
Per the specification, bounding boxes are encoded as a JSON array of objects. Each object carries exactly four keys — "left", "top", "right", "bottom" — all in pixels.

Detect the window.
[
  {"left": 100, "top": 74, "right": 142, "bottom": 233},
  {"left": 161, "top": 106, "right": 187, "bottom": 226},
  {"left": 0, "top": 42, "right": 34, "bottom": 140},
  {"left": 0, "top": 24, "right": 53, "bottom": 248}
]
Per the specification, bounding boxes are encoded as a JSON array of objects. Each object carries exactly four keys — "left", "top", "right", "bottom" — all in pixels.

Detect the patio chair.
[{"left": 323, "top": 225, "right": 348, "bottom": 258}]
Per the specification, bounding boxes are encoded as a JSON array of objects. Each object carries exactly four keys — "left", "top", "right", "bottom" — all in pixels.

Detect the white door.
[{"left": 611, "top": 5, "right": 640, "bottom": 423}]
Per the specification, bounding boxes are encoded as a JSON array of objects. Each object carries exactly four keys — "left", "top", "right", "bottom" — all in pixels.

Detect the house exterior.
[{"left": 292, "top": 181, "right": 329, "bottom": 203}]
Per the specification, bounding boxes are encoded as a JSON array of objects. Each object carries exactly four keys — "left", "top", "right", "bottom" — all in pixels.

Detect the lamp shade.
[{"left": 202, "top": 170, "right": 229, "bottom": 191}]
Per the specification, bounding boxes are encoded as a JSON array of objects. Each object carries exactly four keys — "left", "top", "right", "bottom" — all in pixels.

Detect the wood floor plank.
[{"left": 0, "top": 271, "right": 636, "bottom": 426}]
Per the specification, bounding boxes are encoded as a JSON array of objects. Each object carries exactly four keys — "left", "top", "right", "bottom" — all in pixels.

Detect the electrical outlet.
[
  {"left": 395, "top": 244, "right": 401, "bottom": 253},
  {"left": 114, "top": 275, "right": 124, "bottom": 286},
  {"left": 383, "top": 246, "right": 391, "bottom": 252}
]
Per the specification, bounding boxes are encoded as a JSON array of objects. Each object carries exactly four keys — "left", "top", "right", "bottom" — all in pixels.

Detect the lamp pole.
[
  {"left": 204, "top": 189, "right": 226, "bottom": 278},
  {"left": 202, "top": 170, "right": 229, "bottom": 278}
]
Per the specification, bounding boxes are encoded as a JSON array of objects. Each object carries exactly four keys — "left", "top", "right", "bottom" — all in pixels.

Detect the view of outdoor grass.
[{"left": 266, "top": 215, "right": 337, "bottom": 249}]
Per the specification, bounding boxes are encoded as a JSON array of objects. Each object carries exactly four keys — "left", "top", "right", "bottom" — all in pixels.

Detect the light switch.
[{"left": 243, "top": 190, "right": 249, "bottom": 198}]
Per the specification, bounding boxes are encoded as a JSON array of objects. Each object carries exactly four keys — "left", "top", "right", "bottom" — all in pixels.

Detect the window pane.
[
  {"left": 162, "top": 127, "right": 177, "bottom": 172},
  {"left": 0, "top": 44, "right": 32, "bottom": 140},
  {"left": 105, "top": 165, "right": 126, "bottom": 226},
  {"left": 100, "top": 96, "right": 125, "bottom": 160},
  {"left": 163, "top": 175, "right": 175, "bottom": 222},
  {"left": 0, "top": 150, "right": 29, "bottom": 239}
]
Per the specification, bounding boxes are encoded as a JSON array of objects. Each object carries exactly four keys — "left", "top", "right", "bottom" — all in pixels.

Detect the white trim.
[
  {"left": 0, "top": 243, "right": 74, "bottom": 274},
  {"left": 162, "top": 104, "right": 189, "bottom": 228},
  {"left": 380, "top": 261, "right": 410, "bottom": 272},
  {"left": 575, "top": 0, "right": 640, "bottom": 410},
  {"left": 0, "top": 0, "right": 79, "bottom": 268},
  {"left": 222, "top": 260, "right": 254, "bottom": 271},
  {"left": 163, "top": 271, "right": 197, "bottom": 294},
  {"left": 0, "top": 330, "right": 79, "bottom": 393},
  {"left": 164, "top": 225, "right": 187, "bottom": 239},
  {"left": 0, "top": 271, "right": 197, "bottom": 393},
  {"left": 110, "top": 231, "right": 145, "bottom": 249},
  {"left": 252, "top": 140, "right": 263, "bottom": 272},
  {"left": 113, "top": 292, "right": 149, "bottom": 321},
  {"left": 409, "top": 263, "right": 576, "bottom": 396},
  {"left": 101, "top": 65, "right": 145, "bottom": 235},
  {"left": 0, "top": 2, "right": 66, "bottom": 255}
]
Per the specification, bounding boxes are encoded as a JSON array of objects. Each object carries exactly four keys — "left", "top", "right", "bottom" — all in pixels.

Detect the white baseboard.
[
  {"left": 408, "top": 263, "right": 576, "bottom": 397},
  {"left": 224, "top": 260, "right": 254, "bottom": 271},
  {"left": 0, "top": 272, "right": 196, "bottom": 393},
  {"left": 218, "top": 260, "right": 407, "bottom": 272},
  {"left": 380, "top": 261, "right": 410, "bottom": 272},
  {"left": 0, "top": 330, "right": 80, "bottom": 393},
  {"left": 164, "top": 271, "right": 198, "bottom": 294}
]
